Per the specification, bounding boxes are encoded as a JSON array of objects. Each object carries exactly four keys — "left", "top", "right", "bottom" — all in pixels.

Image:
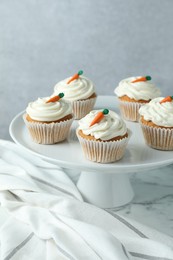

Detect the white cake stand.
[{"left": 9, "top": 96, "right": 173, "bottom": 208}]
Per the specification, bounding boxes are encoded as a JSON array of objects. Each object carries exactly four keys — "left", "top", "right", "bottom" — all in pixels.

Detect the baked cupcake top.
[
  {"left": 114, "top": 76, "right": 161, "bottom": 101},
  {"left": 78, "top": 109, "right": 127, "bottom": 140},
  {"left": 139, "top": 96, "right": 173, "bottom": 127},
  {"left": 26, "top": 94, "right": 72, "bottom": 122},
  {"left": 54, "top": 70, "right": 95, "bottom": 101}
]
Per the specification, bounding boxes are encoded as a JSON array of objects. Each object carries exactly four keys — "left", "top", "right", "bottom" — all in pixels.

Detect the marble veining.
[{"left": 115, "top": 165, "right": 173, "bottom": 237}]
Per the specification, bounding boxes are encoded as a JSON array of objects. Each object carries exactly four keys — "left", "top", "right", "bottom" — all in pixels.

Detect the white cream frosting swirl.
[
  {"left": 54, "top": 75, "right": 95, "bottom": 101},
  {"left": 114, "top": 77, "right": 161, "bottom": 100},
  {"left": 78, "top": 110, "right": 127, "bottom": 140},
  {"left": 139, "top": 97, "right": 173, "bottom": 127},
  {"left": 26, "top": 97, "right": 72, "bottom": 121}
]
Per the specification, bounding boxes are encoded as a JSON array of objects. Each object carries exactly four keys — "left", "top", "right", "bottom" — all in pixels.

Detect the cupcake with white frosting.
[
  {"left": 139, "top": 96, "right": 173, "bottom": 150},
  {"left": 76, "top": 109, "right": 130, "bottom": 163},
  {"left": 114, "top": 76, "right": 161, "bottom": 122},
  {"left": 53, "top": 70, "right": 97, "bottom": 119},
  {"left": 23, "top": 93, "right": 74, "bottom": 144}
]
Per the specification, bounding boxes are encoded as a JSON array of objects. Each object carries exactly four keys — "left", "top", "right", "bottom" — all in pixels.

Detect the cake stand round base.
[{"left": 77, "top": 171, "right": 134, "bottom": 208}]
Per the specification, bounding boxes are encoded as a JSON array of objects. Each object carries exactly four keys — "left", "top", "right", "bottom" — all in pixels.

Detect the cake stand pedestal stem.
[{"left": 77, "top": 171, "right": 134, "bottom": 208}]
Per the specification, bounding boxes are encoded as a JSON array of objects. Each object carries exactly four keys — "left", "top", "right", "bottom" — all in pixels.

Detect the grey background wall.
[{"left": 0, "top": 0, "right": 173, "bottom": 140}]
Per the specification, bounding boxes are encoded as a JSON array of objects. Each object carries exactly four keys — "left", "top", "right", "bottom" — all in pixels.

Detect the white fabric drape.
[{"left": 0, "top": 140, "right": 173, "bottom": 260}]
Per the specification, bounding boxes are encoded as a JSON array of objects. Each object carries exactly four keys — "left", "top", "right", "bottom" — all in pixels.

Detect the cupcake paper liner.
[
  {"left": 72, "top": 97, "right": 97, "bottom": 119},
  {"left": 23, "top": 114, "right": 74, "bottom": 144},
  {"left": 118, "top": 99, "right": 145, "bottom": 122},
  {"left": 76, "top": 130, "right": 131, "bottom": 163},
  {"left": 140, "top": 122, "right": 173, "bottom": 150}
]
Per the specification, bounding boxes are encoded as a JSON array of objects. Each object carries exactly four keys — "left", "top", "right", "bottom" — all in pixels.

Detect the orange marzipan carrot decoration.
[
  {"left": 46, "top": 96, "right": 60, "bottom": 103},
  {"left": 67, "top": 70, "right": 83, "bottom": 84},
  {"left": 67, "top": 73, "right": 79, "bottom": 84},
  {"left": 160, "top": 96, "right": 173, "bottom": 104},
  {"left": 132, "top": 75, "right": 151, "bottom": 83},
  {"left": 89, "top": 112, "right": 104, "bottom": 127},
  {"left": 89, "top": 109, "right": 109, "bottom": 127},
  {"left": 46, "top": 93, "right": 64, "bottom": 103}
]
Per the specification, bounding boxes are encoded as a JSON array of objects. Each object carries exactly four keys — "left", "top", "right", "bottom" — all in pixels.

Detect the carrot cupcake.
[
  {"left": 53, "top": 70, "right": 97, "bottom": 119},
  {"left": 23, "top": 93, "right": 74, "bottom": 144},
  {"left": 139, "top": 96, "right": 173, "bottom": 150},
  {"left": 114, "top": 76, "right": 161, "bottom": 122},
  {"left": 76, "top": 109, "right": 130, "bottom": 163}
]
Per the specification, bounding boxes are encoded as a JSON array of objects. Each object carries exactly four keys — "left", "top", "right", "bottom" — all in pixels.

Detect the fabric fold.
[{"left": 0, "top": 140, "right": 173, "bottom": 260}]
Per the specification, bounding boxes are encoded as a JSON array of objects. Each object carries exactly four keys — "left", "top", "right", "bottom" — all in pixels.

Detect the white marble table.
[{"left": 116, "top": 164, "right": 173, "bottom": 237}]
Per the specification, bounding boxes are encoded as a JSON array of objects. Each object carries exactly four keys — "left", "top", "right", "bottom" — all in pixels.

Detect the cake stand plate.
[{"left": 9, "top": 96, "right": 173, "bottom": 208}]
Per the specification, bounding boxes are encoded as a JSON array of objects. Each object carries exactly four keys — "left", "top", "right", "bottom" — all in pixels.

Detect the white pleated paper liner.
[
  {"left": 76, "top": 129, "right": 131, "bottom": 163},
  {"left": 118, "top": 99, "right": 146, "bottom": 122},
  {"left": 72, "top": 97, "right": 97, "bottom": 119},
  {"left": 140, "top": 122, "right": 173, "bottom": 150},
  {"left": 23, "top": 114, "right": 74, "bottom": 144}
]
